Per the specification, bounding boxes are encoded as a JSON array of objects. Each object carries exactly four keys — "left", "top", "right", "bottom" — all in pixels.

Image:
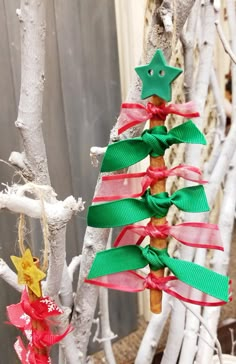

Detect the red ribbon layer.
[
  {"left": 114, "top": 222, "right": 224, "bottom": 251},
  {"left": 94, "top": 165, "right": 206, "bottom": 202},
  {"left": 117, "top": 101, "right": 200, "bottom": 134},
  {"left": 86, "top": 271, "right": 232, "bottom": 307}
]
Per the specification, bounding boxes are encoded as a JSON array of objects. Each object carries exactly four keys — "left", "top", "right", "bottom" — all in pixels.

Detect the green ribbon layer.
[
  {"left": 101, "top": 120, "right": 206, "bottom": 172},
  {"left": 88, "top": 245, "right": 229, "bottom": 302},
  {"left": 87, "top": 185, "right": 209, "bottom": 228}
]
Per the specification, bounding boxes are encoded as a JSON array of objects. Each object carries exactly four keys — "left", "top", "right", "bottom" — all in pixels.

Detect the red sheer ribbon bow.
[
  {"left": 94, "top": 165, "right": 206, "bottom": 202},
  {"left": 113, "top": 222, "right": 223, "bottom": 251},
  {"left": 117, "top": 101, "right": 200, "bottom": 134},
  {"left": 86, "top": 271, "right": 231, "bottom": 307}
]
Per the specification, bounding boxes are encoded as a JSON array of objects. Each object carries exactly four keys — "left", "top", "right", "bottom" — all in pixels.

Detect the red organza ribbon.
[
  {"left": 7, "top": 289, "right": 72, "bottom": 360},
  {"left": 114, "top": 222, "right": 223, "bottom": 251},
  {"left": 94, "top": 165, "right": 206, "bottom": 202},
  {"left": 85, "top": 271, "right": 232, "bottom": 307},
  {"left": 14, "top": 337, "right": 51, "bottom": 364},
  {"left": 117, "top": 101, "right": 200, "bottom": 134}
]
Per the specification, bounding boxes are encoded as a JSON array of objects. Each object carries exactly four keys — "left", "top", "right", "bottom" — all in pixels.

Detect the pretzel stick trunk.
[
  {"left": 149, "top": 95, "right": 167, "bottom": 314},
  {"left": 27, "top": 257, "right": 48, "bottom": 357}
]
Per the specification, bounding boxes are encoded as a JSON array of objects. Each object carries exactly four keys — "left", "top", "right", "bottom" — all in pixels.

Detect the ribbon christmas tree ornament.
[
  {"left": 117, "top": 101, "right": 200, "bottom": 134},
  {"left": 88, "top": 185, "right": 209, "bottom": 228},
  {"left": 101, "top": 120, "right": 206, "bottom": 172},
  {"left": 87, "top": 245, "right": 230, "bottom": 303},
  {"left": 86, "top": 48, "right": 231, "bottom": 313},
  {"left": 94, "top": 164, "right": 207, "bottom": 202},
  {"left": 113, "top": 222, "right": 224, "bottom": 251}
]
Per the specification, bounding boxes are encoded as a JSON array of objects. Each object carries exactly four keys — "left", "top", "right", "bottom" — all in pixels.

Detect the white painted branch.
[
  {"left": 59, "top": 262, "right": 73, "bottom": 308},
  {"left": 98, "top": 230, "right": 117, "bottom": 364},
  {"left": 135, "top": 294, "right": 172, "bottom": 364},
  {"left": 99, "top": 288, "right": 117, "bottom": 364},
  {"left": 0, "top": 187, "right": 84, "bottom": 222},
  {"left": 158, "top": 0, "right": 173, "bottom": 33},
  {"left": 205, "top": 68, "right": 226, "bottom": 176},
  {"left": 181, "top": 301, "right": 223, "bottom": 364},
  {"left": 15, "top": 0, "right": 50, "bottom": 185},
  {"left": 0, "top": 258, "right": 23, "bottom": 292},
  {"left": 90, "top": 146, "right": 108, "bottom": 167},
  {"left": 58, "top": 308, "right": 83, "bottom": 364},
  {"left": 180, "top": 0, "right": 200, "bottom": 101},
  {"left": 68, "top": 255, "right": 82, "bottom": 282}
]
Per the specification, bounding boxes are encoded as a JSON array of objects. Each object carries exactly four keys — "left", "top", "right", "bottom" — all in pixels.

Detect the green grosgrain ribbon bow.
[
  {"left": 87, "top": 185, "right": 209, "bottom": 228},
  {"left": 101, "top": 120, "right": 206, "bottom": 172},
  {"left": 88, "top": 245, "right": 230, "bottom": 302}
]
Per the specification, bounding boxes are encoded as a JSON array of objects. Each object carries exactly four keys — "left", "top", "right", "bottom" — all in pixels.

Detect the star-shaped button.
[
  {"left": 135, "top": 49, "right": 182, "bottom": 101},
  {"left": 11, "top": 249, "right": 46, "bottom": 297}
]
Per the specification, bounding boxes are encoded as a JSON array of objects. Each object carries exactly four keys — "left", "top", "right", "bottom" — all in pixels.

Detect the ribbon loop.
[{"left": 141, "top": 245, "right": 166, "bottom": 270}]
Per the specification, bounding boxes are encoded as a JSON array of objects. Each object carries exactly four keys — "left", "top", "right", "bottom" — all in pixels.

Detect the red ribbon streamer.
[
  {"left": 14, "top": 337, "right": 51, "bottom": 364},
  {"left": 113, "top": 222, "right": 224, "bottom": 251},
  {"left": 117, "top": 101, "right": 200, "bottom": 134},
  {"left": 85, "top": 271, "right": 232, "bottom": 307},
  {"left": 94, "top": 164, "right": 207, "bottom": 202},
  {"left": 7, "top": 289, "right": 72, "bottom": 361}
]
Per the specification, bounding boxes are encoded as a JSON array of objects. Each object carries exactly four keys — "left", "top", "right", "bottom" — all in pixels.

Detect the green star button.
[{"left": 135, "top": 49, "right": 183, "bottom": 102}]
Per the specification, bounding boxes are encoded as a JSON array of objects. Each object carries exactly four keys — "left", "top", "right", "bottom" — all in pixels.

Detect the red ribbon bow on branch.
[
  {"left": 113, "top": 221, "right": 224, "bottom": 251},
  {"left": 117, "top": 101, "right": 200, "bottom": 134},
  {"left": 94, "top": 165, "right": 206, "bottom": 202},
  {"left": 86, "top": 271, "right": 232, "bottom": 307}
]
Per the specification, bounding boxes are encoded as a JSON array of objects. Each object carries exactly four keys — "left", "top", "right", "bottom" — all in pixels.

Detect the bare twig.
[{"left": 215, "top": 20, "right": 236, "bottom": 64}]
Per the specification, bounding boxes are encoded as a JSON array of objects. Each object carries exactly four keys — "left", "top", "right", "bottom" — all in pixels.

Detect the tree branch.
[{"left": 0, "top": 259, "right": 23, "bottom": 292}]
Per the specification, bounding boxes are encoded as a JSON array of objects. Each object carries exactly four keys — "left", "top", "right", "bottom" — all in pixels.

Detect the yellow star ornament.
[{"left": 11, "top": 249, "right": 46, "bottom": 297}]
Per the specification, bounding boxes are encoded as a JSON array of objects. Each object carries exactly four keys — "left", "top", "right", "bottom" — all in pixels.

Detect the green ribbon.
[
  {"left": 101, "top": 120, "right": 206, "bottom": 172},
  {"left": 88, "top": 245, "right": 229, "bottom": 302},
  {"left": 87, "top": 185, "right": 209, "bottom": 228}
]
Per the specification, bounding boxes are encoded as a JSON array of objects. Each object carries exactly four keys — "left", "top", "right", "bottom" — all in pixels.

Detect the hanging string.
[
  {"left": 16, "top": 183, "right": 50, "bottom": 273},
  {"left": 18, "top": 213, "right": 26, "bottom": 256}
]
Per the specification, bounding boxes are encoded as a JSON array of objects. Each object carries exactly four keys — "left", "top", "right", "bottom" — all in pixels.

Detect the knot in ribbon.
[
  {"left": 141, "top": 246, "right": 166, "bottom": 270},
  {"left": 144, "top": 190, "right": 171, "bottom": 216},
  {"left": 141, "top": 127, "right": 170, "bottom": 157},
  {"left": 101, "top": 120, "right": 206, "bottom": 172},
  {"left": 146, "top": 166, "right": 168, "bottom": 181},
  {"left": 146, "top": 102, "right": 167, "bottom": 120}
]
